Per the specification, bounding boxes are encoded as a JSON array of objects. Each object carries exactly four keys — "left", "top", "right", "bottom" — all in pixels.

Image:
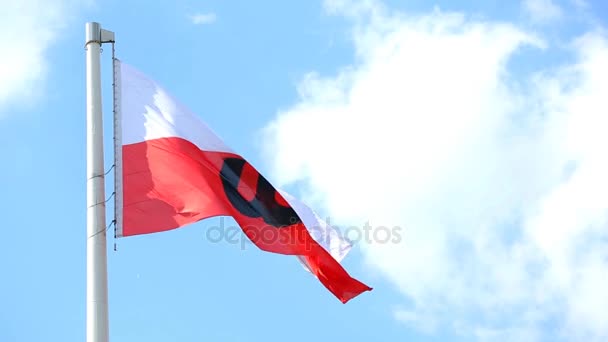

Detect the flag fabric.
[{"left": 114, "top": 60, "right": 371, "bottom": 303}]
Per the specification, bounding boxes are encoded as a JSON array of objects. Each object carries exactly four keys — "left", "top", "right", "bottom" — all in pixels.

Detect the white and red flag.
[{"left": 114, "top": 60, "right": 371, "bottom": 303}]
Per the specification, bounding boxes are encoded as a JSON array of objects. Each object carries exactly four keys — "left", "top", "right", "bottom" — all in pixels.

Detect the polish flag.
[{"left": 114, "top": 60, "right": 371, "bottom": 303}]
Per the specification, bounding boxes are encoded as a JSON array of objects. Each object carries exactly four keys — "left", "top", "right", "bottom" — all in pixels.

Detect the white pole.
[{"left": 85, "top": 22, "right": 109, "bottom": 342}]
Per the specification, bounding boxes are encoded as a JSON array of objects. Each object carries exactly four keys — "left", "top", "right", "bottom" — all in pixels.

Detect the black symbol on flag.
[{"left": 219, "top": 157, "right": 301, "bottom": 228}]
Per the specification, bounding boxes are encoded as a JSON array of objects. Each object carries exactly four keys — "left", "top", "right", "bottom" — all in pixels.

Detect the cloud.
[
  {"left": 189, "top": 12, "right": 217, "bottom": 25},
  {"left": 522, "top": 0, "right": 563, "bottom": 23},
  {"left": 571, "top": 0, "right": 589, "bottom": 9},
  {"left": 262, "top": 1, "right": 608, "bottom": 340},
  {"left": 0, "top": 0, "right": 88, "bottom": 113}
]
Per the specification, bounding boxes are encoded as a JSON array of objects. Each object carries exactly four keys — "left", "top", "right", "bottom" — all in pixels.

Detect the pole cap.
[{"left": 85, "top": 22, "right": 101, "bottom": 45}]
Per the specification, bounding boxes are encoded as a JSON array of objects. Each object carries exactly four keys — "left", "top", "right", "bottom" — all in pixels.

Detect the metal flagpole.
[{"left": 85, "top": 22, "right": 114, "bottom": 342}]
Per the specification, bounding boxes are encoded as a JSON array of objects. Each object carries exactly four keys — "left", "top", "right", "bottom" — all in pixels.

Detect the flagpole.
[{"left": 85, "top": 22, "right": 113, "bottom": 342}]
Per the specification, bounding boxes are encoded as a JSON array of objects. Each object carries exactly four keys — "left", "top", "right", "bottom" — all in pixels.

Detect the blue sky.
[{"left": 1, "top": 0, "right": 607, "bottom": 341}]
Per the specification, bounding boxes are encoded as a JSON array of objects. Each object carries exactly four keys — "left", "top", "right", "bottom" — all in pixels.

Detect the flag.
[{"left": 114, "top": 60, "right": 371, "bottom": 303}]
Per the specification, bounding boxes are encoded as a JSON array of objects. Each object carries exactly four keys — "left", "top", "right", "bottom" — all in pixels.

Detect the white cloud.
[
  {"left": 262, "top": 1, "right": 608, "bottom": 340},
  {"left": 523, "top": 0, "right": 563, "bottom": 23},
  {"left": 189, "top": 12, "right": 217, "bottom": 25},
  {"left": 395, "top": 309, "right": 437, "bottom": 334},
  {"left": 0, "top": 0, "right": 88, "bottom": 113}
]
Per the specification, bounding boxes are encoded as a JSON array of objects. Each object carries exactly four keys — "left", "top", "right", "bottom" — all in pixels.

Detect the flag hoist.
[{"left": 85, "top": 21, "right": 370, "bottom": 342}]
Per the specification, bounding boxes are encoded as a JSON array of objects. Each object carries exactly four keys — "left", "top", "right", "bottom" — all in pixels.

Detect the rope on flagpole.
[
  {"left": 87, "top": 191, "right": 115, "bottom": 210},
  {"left": 111, "top": 39, "right": 119, "bottom": 250},
  {"left": 88, "top": 164, "right": 114, "bottom": 181},
  {"left": 85, "top": 36, "right": 116, "bottom": 240},
  {"left": 88, "top": 219, "right": 116, "bottom": 240},
  {"left": 104, "top": 164, "right": 115, "bottom": 176}
]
